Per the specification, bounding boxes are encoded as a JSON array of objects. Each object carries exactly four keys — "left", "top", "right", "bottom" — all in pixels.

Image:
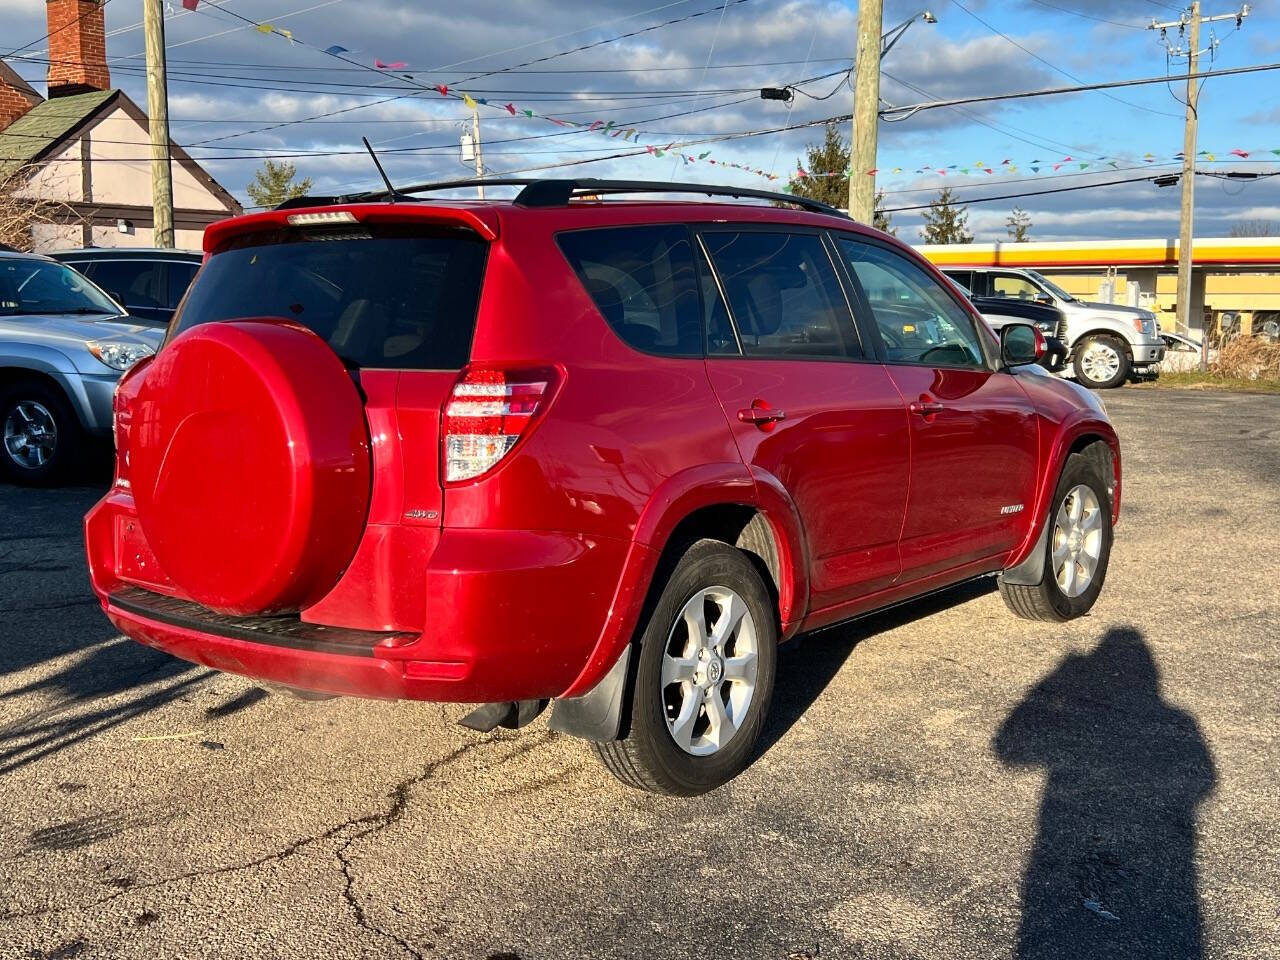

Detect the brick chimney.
[
  {"left": 46, "top": 0, "right": 110, "bottom": 98},
  {"left": 0, "top": 61, "right": 42, "bottom": 129}
]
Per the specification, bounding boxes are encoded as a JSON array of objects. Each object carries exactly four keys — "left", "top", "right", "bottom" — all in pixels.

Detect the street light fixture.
[{"left": 880, "top": 10, "right": 937, "bottom": 60}]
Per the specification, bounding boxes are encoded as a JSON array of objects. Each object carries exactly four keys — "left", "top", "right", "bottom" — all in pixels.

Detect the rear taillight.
[
  {"left": 443, "top": 366, "right": 558, "bottom": 482},
  {"left": 112, "top": 355, "right": 153, "bottom": 490}
]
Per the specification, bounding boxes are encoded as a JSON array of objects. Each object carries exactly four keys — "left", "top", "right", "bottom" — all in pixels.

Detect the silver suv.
[
  {"left": 943, "top": 267, "right": 1165, "bottom": 389},
  {"left": 1, "top": 250, "right": 163, "bottom": 485}
]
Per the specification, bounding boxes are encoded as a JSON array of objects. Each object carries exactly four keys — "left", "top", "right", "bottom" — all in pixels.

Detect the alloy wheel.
[
  {"left": 1051, "top": 484, "right": 1103, "bottom": 598},
  {"left": 3, "top": 400, "right": 57, "bottom": 470},
  {"left": 1080, "top": 341, "right": 1121, "bottom": 385},
  {"left": 661, "top": 586, "right": 759, "bottom": 757}
]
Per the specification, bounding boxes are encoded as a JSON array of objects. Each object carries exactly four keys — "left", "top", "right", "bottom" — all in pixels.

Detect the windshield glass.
[
  {"left": 0, "top": 258, "right": 120, "bottom": 316},
  {"left": 1024, "top": 269, "right": 1076, "bottom": 302}
]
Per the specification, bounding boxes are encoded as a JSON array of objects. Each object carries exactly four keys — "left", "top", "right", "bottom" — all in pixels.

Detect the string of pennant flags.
[
  {"left": 176, "top": 0, "right": 1278, "bottom": 188},
  {"left": 787, "top": 148, "right": 1280, "bottom": 186}
]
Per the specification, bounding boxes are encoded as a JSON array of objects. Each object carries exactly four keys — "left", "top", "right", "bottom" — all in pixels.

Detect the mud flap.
[
  {"left": 548, "top": 643, "right": 632, "bottom": 742},
  {"left": 998, "top": 517, "right": 1050, "bottom": 587}
]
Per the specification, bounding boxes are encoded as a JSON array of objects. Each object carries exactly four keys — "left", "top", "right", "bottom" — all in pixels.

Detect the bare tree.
[
  {"left": 1229, "top": 220, "right": 1278, "bottom": 237},
  {"left": 0, "top": 168, "right": 82, "bottom": 251},
  {"left": 1007, "top": 206, "right": 1032, "bottom": 242}
]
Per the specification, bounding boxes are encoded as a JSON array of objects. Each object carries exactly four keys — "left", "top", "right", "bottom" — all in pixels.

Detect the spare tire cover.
[{"left": 132, "top": 319, "right": 371, "bottom": 616}]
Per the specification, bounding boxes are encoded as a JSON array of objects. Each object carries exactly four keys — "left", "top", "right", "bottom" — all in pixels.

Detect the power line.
[
  {"left": 2, "top": 0, "right": 114, "bottom": 58},
  {"left": 1026, "top": 0, "right": 1147, "bottom": 31},
  {"left": 881, "top": 69, "right": 1098, "bottom": 161},
  {"left": 880, "top": 168, "right": 1278, "bottom": 212},
  {"left": 947, "top": 0, "right": 1183, "bottom": 119},
  {"left": 880, "top": 60, "right": 1280, "bottom": 120},
  {"left": 186, "top": 0, "right": 758, "bottom": 146}
]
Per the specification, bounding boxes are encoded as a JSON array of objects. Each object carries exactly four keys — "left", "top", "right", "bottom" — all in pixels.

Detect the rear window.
[
  {"left": 170, "top": 225, "right": 487, "bottom": 370},
  {"left": 557, "top": 225, "right": 702, "bottom": 357}
]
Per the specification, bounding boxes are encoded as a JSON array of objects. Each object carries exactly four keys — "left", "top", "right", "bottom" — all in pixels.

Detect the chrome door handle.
[
  {"left": 737, "top": 406, "right": 787, "bottom": 425},
  {"left": 909, "top": 400, "right": 945, "bottom": 416}
]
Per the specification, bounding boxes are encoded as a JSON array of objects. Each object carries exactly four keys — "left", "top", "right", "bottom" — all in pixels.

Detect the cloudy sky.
[{"left": 3, "top": 0, "right": 1279, "bottom": 241}]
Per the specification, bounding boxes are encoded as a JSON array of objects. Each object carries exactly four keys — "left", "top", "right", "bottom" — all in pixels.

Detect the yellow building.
[{"left": 917, "top": 237, "right": 1280, "bottom": 338}]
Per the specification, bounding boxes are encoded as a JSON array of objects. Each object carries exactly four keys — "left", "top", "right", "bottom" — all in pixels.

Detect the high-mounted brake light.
[
  {"left": 443, "top": 367, "right": 557, "bottom": 482},
  {"left": 286, "top": 211, "right": 358, "bottom": 226}
]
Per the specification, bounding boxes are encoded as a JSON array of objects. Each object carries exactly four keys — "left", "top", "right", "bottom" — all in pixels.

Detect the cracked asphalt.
[{"left": 1, "top": 388, "right": 1277, "bottom": 960}]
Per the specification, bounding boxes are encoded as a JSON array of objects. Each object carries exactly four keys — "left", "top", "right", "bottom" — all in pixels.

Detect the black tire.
[
  {"left": 0, "top": 379, "right": 83, "bottom": 486},
  {"left": 999, "top": 448, "right": 1114, "bottom": 622},
  {"left": 1072, "top": 333, "right": 1131, "bottom": 389},
  {"left": 593, "top": 539, "right": 778, "bottom": 796}
]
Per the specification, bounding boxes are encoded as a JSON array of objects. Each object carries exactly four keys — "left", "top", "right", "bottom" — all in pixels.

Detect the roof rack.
[{"left": 275, "top": 177, "right": 847, "bottom": 218}]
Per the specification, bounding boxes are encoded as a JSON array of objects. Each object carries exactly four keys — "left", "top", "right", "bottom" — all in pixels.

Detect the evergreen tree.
[
  {"left": 873, "top": 190, "right": 896, "bottom": 237},
  {"left": 1007, "top": 206, "right": 1031, "bottom": 242},
  {"left": 246, "top": 159, "right": 313, "bottom": 209},
  {"left": 919, "top": 187, "right": 973, "bottom": 244},
  {"left": 787, "top": 123, "right": 849, "bottom": 210},
  {"left": 785, "top": 124, "right": 895, "bottom": 234}
]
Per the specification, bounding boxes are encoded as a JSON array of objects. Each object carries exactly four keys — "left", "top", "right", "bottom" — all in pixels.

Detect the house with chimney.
[{"left": 0, "top": 0, "right": 241, "bottom": 250}]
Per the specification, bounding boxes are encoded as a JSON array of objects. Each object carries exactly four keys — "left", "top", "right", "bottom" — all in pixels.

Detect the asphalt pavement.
[{"left": 1, "top": 388, "right": 1277, "bottom": 959}]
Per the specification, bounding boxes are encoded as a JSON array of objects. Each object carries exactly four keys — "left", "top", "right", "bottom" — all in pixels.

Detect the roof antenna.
[{"left": 362, "top": 136, "right": 405, "bottom": 202}]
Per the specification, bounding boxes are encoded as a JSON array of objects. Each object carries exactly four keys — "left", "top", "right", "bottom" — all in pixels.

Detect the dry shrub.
[
  {"left": 1211, "top": 336, "right": 1280, "bottom": 382},
  {"left": 0, "top": 167, "right": 82, "bottom": 251}
]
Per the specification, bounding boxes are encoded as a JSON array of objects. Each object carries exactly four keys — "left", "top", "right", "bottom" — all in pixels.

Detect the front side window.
[
  {"left": 1024, "top": 270, "right": 1076, "bottom": 302},
  {"left": 557, "top": 225, "right": 701, "bottom": 357},
  {"left": 701, "top": 231, "right": 858, "bottom": 359},
  {"left": 836, "top": 237, "right": 987, "bottom": 369}
]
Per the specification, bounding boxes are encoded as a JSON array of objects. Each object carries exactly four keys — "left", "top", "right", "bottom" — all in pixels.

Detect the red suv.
[{"left": 85, "top": 179, "right": 1120, "bottom": 795}]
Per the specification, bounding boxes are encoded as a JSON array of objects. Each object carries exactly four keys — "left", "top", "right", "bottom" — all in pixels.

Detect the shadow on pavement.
[
  {"left": 0, "top": 480, "right": 205, "bottom": 776},
  {"left": 759, "top": 576, "right": 997, "bottom": 756},
  {"left": 996, "top": 627, "right": 1216, "bottom": 959}
]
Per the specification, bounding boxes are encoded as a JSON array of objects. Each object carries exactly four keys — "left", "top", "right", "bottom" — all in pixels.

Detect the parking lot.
[{"left": 0, "top": 388, "right": 1276, "bottom": 959}]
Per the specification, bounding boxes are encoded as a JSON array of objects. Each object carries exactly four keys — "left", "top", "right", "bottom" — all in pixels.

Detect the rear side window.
[
  {"left": 557, "top": 225, "right": 701, "bottom": 357},
  {"left": 170, "top": 225, "right": 487, "bottom": 370},
  {"left": 990, "top": 272, "right": 1042, "bottom": 300},
  {"left": 166, "top": 262, "right": 199, "bottom": 309},
  {"left": 701, "top": 231, "right": 858, "bottom": 359},
  {"left": 89, "top": 260, "right": 164, "bottom": 310}
]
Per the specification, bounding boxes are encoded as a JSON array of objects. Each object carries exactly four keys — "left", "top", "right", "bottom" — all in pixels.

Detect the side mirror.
[
  {"left": 1033, "top": 293, "right": 1053, "bottom": 305},
  {"left": 1000, "top": 322, "right": 1045, "bottom": 368}
]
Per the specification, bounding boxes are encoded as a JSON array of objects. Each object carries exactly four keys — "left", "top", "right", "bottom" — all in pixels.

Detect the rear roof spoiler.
[{"left": 204, "top": 203, "right": 500, "bottom": 252}]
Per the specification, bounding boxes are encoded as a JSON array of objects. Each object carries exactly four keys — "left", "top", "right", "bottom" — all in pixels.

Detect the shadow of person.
[{"left": 995, "top": 628, "right": 1216, "bottom": 959}]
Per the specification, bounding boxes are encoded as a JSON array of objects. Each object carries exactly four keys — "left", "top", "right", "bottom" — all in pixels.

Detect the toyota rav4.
[{"left": 85, "top": 179, "right": 1121, "bottom": 795}]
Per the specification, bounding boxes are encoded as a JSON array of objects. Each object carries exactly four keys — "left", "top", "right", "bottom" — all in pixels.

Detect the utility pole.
[
  {"left": 142, "top": 0, "right": 174, "bottom": 248},
  {"left": 849, "top": 0, "right": 883, "bottom": 223},
  {"left": 461, "top": 114, "right": 485, "bottom": 199},
  {"left": 1149, "top": 3, "right": 1249, "bottom": 368}
]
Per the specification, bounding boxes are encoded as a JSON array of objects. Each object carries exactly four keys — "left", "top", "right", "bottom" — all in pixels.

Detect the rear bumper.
[{"left": 86, "top": 491, "right": 632, "bottom": 702}]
